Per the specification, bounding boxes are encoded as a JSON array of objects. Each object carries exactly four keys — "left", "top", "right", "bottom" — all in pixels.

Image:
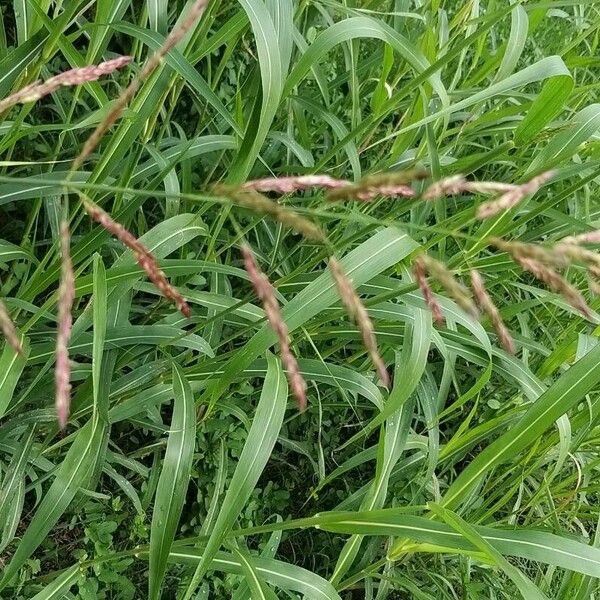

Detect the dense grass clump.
[{"left": 1, "top": 1, "right": 600, "bottom": 598}]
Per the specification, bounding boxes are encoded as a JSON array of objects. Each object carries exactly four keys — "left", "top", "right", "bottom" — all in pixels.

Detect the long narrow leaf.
[
  {"left": 149, "top": 363, "right": 196, "bottom": 600},
  {"left": 442, "top": 343, "right": 600, "bottom": 509},
  {"left": 183, "top": 352, "right": 287, "bottom": 597},
  {"left": 0, "top": 415, "right": 107, "bottom": 589}
]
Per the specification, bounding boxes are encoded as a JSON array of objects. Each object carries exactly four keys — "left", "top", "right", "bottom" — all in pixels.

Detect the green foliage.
[{"left": 1, "top": 1, "right": 600, "bottom": 599}]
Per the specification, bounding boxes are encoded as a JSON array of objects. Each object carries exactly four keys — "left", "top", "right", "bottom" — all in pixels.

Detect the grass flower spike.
[
  {"left": 561, "top": 230, "right": 600, "bottom": 245},
  {"left": 73, "top": 0, "right": 210, "bottom": 169},
  {"left": 414, "top": 257, "right": 445, "bottom": 325},
  {"left": 477, "top": 171, "right": 555, "bottom": 219},
  {"left": 242, "top": 171, "right": 425, "bottom": 202},
  {"left": 470, "top": 270, "right": 516, "bottom": 354},
  {"left": 0, "top": 299, "right": 22, "bottom": 356},
  {"left": 516, "top": 257, "right": 592, "bottom": 320},
  {"left": 214, "top": 185, "right": 325, "bottom": 241},
  {"left": 329, "top": 257, "right": 390, "bottom": 388},
  {"left": 241, "top": 245, "right": 307, "bottom": 410},
  {"left": 0, "top": 56, "right": 132, "bottom": 113},
  {"left": 491, "top": 238, "right": 594, "bottom": 319},
  {"left": 417, "top": 255, "right": 479, "bottom": 319},
  {"left": 423, "top": 175, "right": 518, "bottom": 200},
  {"left": 242, "top": 175, "right": 350, "bottom": 193},
  {"left": 423, "top": 172, "right": 554, "bottom": 218},
  {"left": 55, "top": 223, "right": 75, "bottom": 429},
  {"left": 327, "top": 171, "right": 424, "bottom": 202},
  {"left": 83, "top": 200, "right": 191, "bottom": 317}
]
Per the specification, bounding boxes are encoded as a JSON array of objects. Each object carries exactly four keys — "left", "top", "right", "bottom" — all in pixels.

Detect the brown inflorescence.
[
  {"left": 83, "top": 201, "right": 191, "bottom": 317},
  {"left": 241, "top": 245, "right": 307, "bottom": 410},
  {"left": 470, "top": 270, "right": 516, "bottom": 354},
  {"left": 561, "top": 230, "right": 600, "bottom": 246},
  {"left": 423, "top": 172, "right": 554, "bottom": 219},
  {"left": 587, "top": 265, "right": 600, "bottom": 296},
  {"left": 329, "top": 257, "right": 390, "bottom": 388},
  {"left": 0, "top": 299, "right": 23, "bottom": 356},
  {"left": 491, "top": 237, "right": 564, "bottom": 266},
  {"left": 242, "top": 171, "right": 425, "bottom": 202},
  {"left": 413, "top": 257, "right": 444, "bottom": 325},
  {"left": 552, "top": 243, "right": 600, "bottom": 304},
  {"left": 515, "top": 256, "right": 593, "bottom": 320},
  {"left": 55, "top": 223, "right": 75, "bottom": 429},
  {"left": 72, "top": 0, "right": 210, "bottom": 170},
  {"left": 476, "top": 171, "right": 555, "bottom": 219},
  {"left": 242, "top": 175, "right": 350, "bottom": 194},
  {"left": 491, "top": 237, "right": 595, "bottom": 319},
  {"left": 418, "top": 255, "right": 479, "bottom": 319},
  {"left": 214, "top": 185, "right": 325, "bottom": 242},
  {"left": 422, "top": 175, "right": 468, "bottom": 199},
  {"left": 0, "top": 56, "right": 132, "bottom": 114},
  {"left": 327, "top": 171, "right": 425, "bottom": 202},
  {"left": 350, "top": 184, "right": 416, "bottom": 202},
  {"left": 555, "top": 243, "right": 600, "bottom": 272},
  {"left": 423, "top": 175, "right": 518, "bottom": 200}
]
